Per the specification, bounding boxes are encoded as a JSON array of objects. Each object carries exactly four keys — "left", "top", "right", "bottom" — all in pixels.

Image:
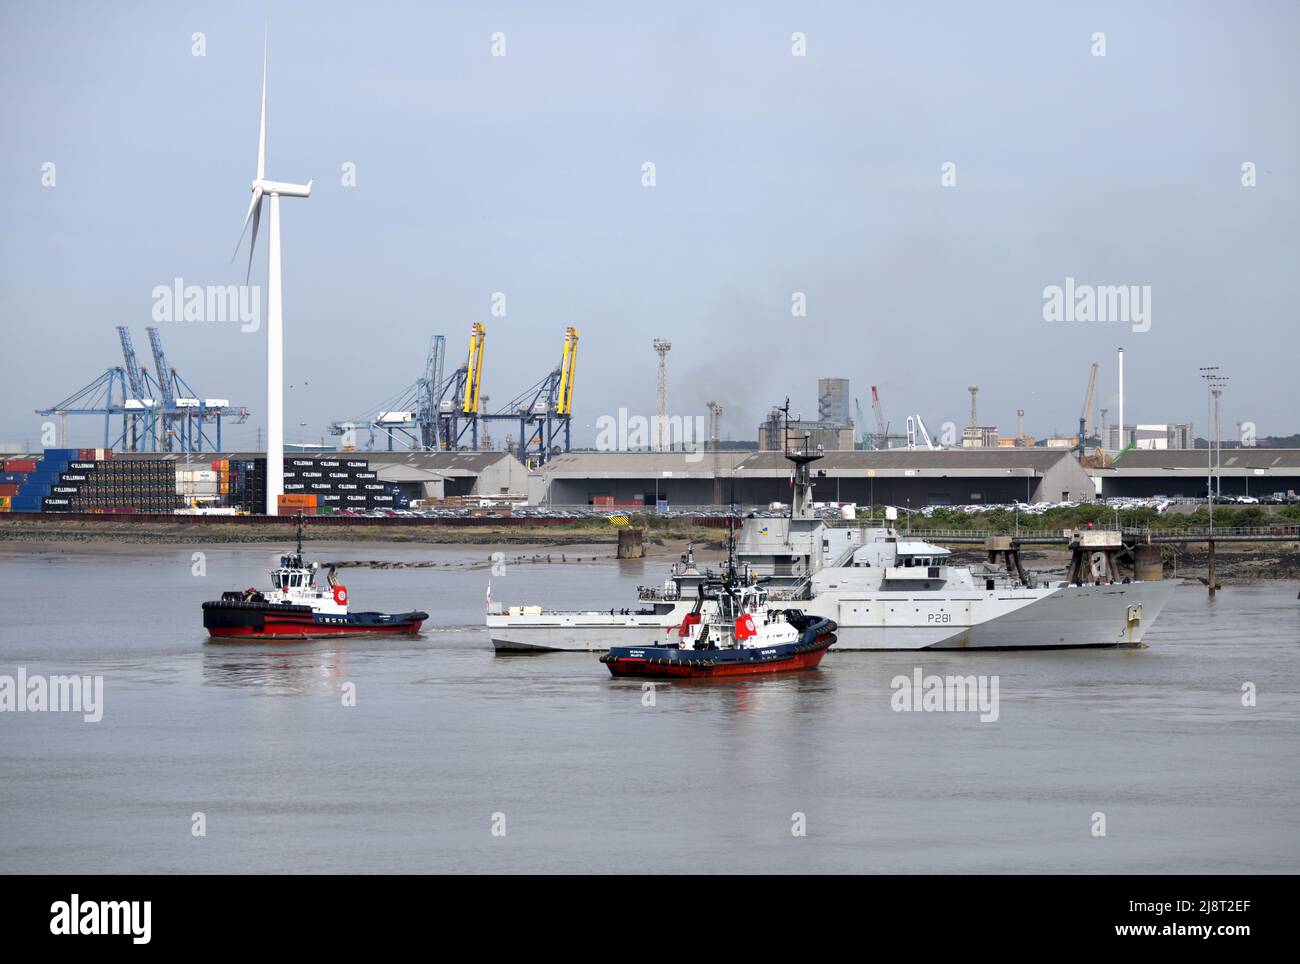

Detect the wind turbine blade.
[
  {"left": 231, "top": 186, "right": 264, "bottom": 262},
  {"left": 245, "top": 197, "right": 262, "bottom": 284},
  {"left": 257, "top": 35, "right": 267, "bottom": 181}
]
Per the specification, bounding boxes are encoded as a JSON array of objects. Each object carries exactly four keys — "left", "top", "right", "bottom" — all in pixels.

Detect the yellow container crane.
[
  {"left": 463, "top": 322, "right": 486, "bottom": 415},
  {"left": 557, "top": 326, "right": 579, "bottom": 416}
]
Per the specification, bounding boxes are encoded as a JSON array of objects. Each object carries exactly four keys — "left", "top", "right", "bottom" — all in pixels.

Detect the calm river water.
[{"left": 1, "top": 541, "right": 1297, "bottom": 873}]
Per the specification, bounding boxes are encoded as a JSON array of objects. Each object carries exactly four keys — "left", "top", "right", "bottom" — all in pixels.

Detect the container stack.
[
  {"left": 0, "top": 456, "right": 38, "bottom": 512},
  {"left": 277, "top": 492, "right": 319, "bottom": 514},
  {"left": 282, "top": 457, "right": 404, "bottom": 512},
  {"left": 13, "top": 449, "right": 78, "bottom": 512},
  {"left": 1, "top": 452, "right": 410, "bottom": 515},
  {"left": 176, "top": 465, "right": 221, "bottom": 507},
  {"left": 41, "top": 454, "right": 180, "bottom": 513},
  {"left": 228, "top": 458, "right": 267, "bottom": 513},
  {"left": 211, "top": 459, "right": 231, "bottom": 503}
]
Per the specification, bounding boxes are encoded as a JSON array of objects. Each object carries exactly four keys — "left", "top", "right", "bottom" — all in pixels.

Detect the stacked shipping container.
[
  {"left": 282, "top": 457, "right": 405, "bottom": 511},
  {"left": 228, "top": 458, "right": 267, "bottom": 513},
  {"left": 0, "top": 452, "right": 408, "bottom": 515},
  {"left": 42, "top": 454, "right": 182, "bottom": 513}
]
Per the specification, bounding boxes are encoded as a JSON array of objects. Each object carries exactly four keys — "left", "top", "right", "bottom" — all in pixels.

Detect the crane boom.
[
  {"left": 146, "top": 327, "right": 176, "bottom": 406},
  {"left": 428, "top": 335, "right": 445, "bottom": 401},
  {"left": 870, "top": 385, "right": 887, "bottom": 443},
  {"left": 557, "top": 326, "right": 578, "bottom": 415},
  {"left": 1081, "top": 362, "right": 1099, "bottom": 438},
  {"left": 116, "top": 326, "right": 147, "bottom": 399},
  {"left": 462, "top": 323, "right": 486, "bottom": 414},
  {"left": 915, "top": 414, "right": 936, "bottom": 450}
]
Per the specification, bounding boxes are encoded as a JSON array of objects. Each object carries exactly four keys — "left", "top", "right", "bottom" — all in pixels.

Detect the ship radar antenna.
[{"left": 778, "top": 396, "right": 823, "bottom": 521}]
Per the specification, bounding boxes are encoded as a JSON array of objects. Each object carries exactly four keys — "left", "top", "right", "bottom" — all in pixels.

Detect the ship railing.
[
  {"left": 843, "top": 524, "right": 1298, "bottom": 540},
  {"left": 637, "top": 586, "right": 679, "bottom": 601},
  {"left": 776, "top": 540, "right": 862, "bottom": 601}
]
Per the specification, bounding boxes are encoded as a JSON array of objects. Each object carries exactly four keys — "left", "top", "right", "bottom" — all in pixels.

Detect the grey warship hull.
[{"left": 488, "top": 578, "right": 1177, "bottom": 651}]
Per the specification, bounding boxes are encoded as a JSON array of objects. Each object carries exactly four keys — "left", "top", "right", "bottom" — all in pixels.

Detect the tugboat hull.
[
  {"left": 203, "top": 600, "right": 427, "bottom": 639},
  {"left": 601, "top": 619, "right": 836, "bottom": 679}
]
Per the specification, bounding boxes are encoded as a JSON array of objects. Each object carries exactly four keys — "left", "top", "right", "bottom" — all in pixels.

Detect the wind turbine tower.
[
  {"left": 233, "top": 36, "right": 312, "bottom": 515},
  {"left": 653, "top": 339, "right": 671, "bottom": 452}
]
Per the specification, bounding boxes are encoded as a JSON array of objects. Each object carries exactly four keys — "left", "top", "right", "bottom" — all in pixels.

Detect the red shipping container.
[
  {"left": 78, "top": 449, "right": 96, "bottom": 460},
  {"left": 0, "top": 484, "right": 19, "bottom": 497},
  {"left": 3, "top": 460, "right": 37, "bottom": 473}
]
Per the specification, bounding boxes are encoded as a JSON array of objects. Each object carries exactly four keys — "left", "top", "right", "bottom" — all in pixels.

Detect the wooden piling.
[{"left": 617, "top": 527, "right": 644, "bottom": 559}]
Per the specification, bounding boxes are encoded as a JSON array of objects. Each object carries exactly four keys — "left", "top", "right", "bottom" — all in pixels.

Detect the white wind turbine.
[{"left": 233, "top": 38, "right": 311, "bottom": 515}]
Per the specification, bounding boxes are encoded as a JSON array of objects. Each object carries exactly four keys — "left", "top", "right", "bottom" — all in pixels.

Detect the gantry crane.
[
  {"left": 334, "top": 324, "right": 578, "bottom": 463},
  {"left": 480, "top": 326, "right": 578, "bottom": 465},
  {"left": 441, "top": 322, "right": 487, "bottom": 450},
  {"left": 38, "top": 327, "right": 247, "bottom": 452},
  {"left": 116, "top": 326, "right": 157, "bottom": 451}
]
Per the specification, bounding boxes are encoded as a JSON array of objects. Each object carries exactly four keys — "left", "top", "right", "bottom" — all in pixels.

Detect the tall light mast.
[{"left": 653, "top": 339, "right": 671, "bottom": 451}]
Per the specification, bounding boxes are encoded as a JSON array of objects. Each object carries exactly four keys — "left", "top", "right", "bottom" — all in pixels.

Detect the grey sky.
[{"left": 2, "top": 0, "right": 1296, "bottom": 450}]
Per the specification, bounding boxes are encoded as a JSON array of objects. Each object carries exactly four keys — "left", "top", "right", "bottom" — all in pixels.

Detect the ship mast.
[
  {"left": 780, "top": 398, "right": 823, "bottom": 521},
  {"left": 725, "top": 503, "right": 737, "bottom": 582}
]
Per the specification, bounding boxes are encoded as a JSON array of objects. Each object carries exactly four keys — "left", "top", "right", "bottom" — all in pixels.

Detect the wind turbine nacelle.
[{"left": 254, "top": 178, "right": 312, "bottom": 198}]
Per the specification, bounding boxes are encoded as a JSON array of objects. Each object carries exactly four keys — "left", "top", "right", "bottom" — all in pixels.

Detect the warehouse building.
[
  {"left": 535, "top": 449, "right": 1096, "bottom": 507},
  {"left": 360, "top": 451, "right": 531, "bottom": 501},
  {"left": 1093, "top": 449, "right": 1300, "bottom": 499}
]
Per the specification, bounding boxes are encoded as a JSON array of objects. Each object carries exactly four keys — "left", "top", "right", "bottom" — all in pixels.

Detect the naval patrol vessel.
[{"left": 487, "top": 412, "right": 1178, "bottom": 652}]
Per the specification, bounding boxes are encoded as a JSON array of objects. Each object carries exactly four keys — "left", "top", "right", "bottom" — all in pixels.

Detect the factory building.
[
  {"left": 961, "top": 426, "right": 1000, "bottom": 448},
  {"left": 758, "top": 411, "right": 854, "bottom": 452},
  {"left": 1127, "top": 423, "right": 1194, "bottom": 450},
  {"left": 536, "top": 449, "right": 1095, "bottom": 506},
  {"left": 817, "top": 378, "right": 852, "bottom": 426},
  {"left": 360, "top": 451, "right": 531, "bottom": 501}
]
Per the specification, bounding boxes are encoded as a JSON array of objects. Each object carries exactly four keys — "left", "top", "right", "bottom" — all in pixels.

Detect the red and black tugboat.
[
  {"left": 202, "top": 516, "right": 428, "bottom": 640},
  {"left": 600, "top": 578, "right": 837, "bottom": 679}
]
